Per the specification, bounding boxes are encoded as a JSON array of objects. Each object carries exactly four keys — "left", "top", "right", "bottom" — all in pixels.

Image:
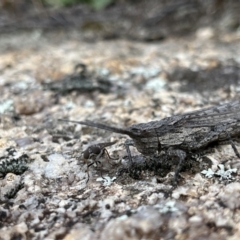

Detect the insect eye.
[{"left": 131, "top": 127, "right": 141, "bottom": 134}]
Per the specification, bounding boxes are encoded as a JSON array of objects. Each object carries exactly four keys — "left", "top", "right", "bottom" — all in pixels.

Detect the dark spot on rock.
[
  {"left": 105, "top": 204, "right": 110, "bottom": 209},
  {"left": 11, "top": 233, "right": 23, "bottom": 240},
  {"left": 0, "top": 210, "right": 7, "bottom": 221}
]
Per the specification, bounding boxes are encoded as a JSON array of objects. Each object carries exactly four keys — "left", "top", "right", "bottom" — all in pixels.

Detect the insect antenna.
[{"left": 58, "top": 119, "right": 134, "bottom": 136}]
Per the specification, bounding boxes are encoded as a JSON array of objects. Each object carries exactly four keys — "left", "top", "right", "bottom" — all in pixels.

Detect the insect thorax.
[{"left": 133, "top": 137, "right": 159, "bottom": 156}]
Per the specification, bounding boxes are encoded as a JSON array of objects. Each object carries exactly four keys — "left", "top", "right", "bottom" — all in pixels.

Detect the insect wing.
[
  {"left": 98, "top": 141, "right": 117, "bottom": 148},
  {"left": 175, "top": 101, "right": 240, "bottom": 127}
]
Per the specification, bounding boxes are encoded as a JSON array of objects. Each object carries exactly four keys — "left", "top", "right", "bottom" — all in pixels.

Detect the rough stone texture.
[{"left": 1, "top": 2, "right": 240, "bottom": 239}]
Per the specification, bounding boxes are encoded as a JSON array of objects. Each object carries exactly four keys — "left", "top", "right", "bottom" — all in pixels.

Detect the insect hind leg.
[{"left": 222, "top": 131, "right": 240, "bottom": 158}]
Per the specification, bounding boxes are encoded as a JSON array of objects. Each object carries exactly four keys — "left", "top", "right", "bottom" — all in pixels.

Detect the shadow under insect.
[{"left": 118, "top": 149, "right": 213, "bottom": 182}]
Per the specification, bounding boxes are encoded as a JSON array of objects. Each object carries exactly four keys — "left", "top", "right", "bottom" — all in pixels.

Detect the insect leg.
[
  {"left": 167, "top": 148, "right": 187, "bottom": 185},
  {"left": 95, "top": 151, "right": 108, "bottom": 181},
  {"left": 103, "top": 149, "right": 118, "bottom": 166},
  {"left": 86, "top": 162, "right": 95, "bottom": 183},
  {"left": 223, "top": 131, "right": 240, "bottom": 158},
  {"left": 96, "top": 160, "right": 106, "bottom": 180},
  {"left": 124, "top": 139, "right": 134, "bottom": 163}
]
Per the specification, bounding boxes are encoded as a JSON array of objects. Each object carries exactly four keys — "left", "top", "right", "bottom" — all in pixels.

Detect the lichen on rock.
[{"left": 0, "top": 147, "right": 31, "bottom": 178}]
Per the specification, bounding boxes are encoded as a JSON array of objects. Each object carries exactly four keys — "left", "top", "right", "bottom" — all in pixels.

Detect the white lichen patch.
[
  {"left": 96, "top": 176, "right": 116, "bottom": 186},
  {"left": 201, "top": 164, "right": 237, "bottom": 181},
  {"left": 215, "top": 164, "right": 237, "bottom": 180},
  {"left": 201, "top": 168, "right": 215, "bottom": 178},
  {"left": 154, "top": 200, "right": 179, "bottom": 213}
]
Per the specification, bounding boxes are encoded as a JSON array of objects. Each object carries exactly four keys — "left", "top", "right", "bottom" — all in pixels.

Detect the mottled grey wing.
[{"left": 175, "top": 101, "right": 240, "bottom": 127}]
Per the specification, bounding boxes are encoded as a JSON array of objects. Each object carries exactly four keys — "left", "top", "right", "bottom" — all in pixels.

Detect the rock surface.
[{"left": 1, "top": 2, "right": 240, "bottom": 239}]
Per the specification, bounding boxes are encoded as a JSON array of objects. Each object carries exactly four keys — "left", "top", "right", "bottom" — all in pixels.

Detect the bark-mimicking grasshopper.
[
  {"left": 82, "top": 141, "right": 117, "bottom": 182},
  {"left": 59, "top": 101, "right": 240, "bottom": 184}
]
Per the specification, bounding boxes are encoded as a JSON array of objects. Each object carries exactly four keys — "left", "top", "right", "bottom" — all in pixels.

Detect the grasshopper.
[{"left": 59, "top": 101, "right": 240, "bottom": 183}]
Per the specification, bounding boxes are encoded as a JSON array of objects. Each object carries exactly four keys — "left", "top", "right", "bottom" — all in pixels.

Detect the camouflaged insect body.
[
  {"left": 59, "top": 101, "right": 240, "bottom": 182},
  {"left": 59, "top": 101, "right": 240, "bottom": 157}
]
